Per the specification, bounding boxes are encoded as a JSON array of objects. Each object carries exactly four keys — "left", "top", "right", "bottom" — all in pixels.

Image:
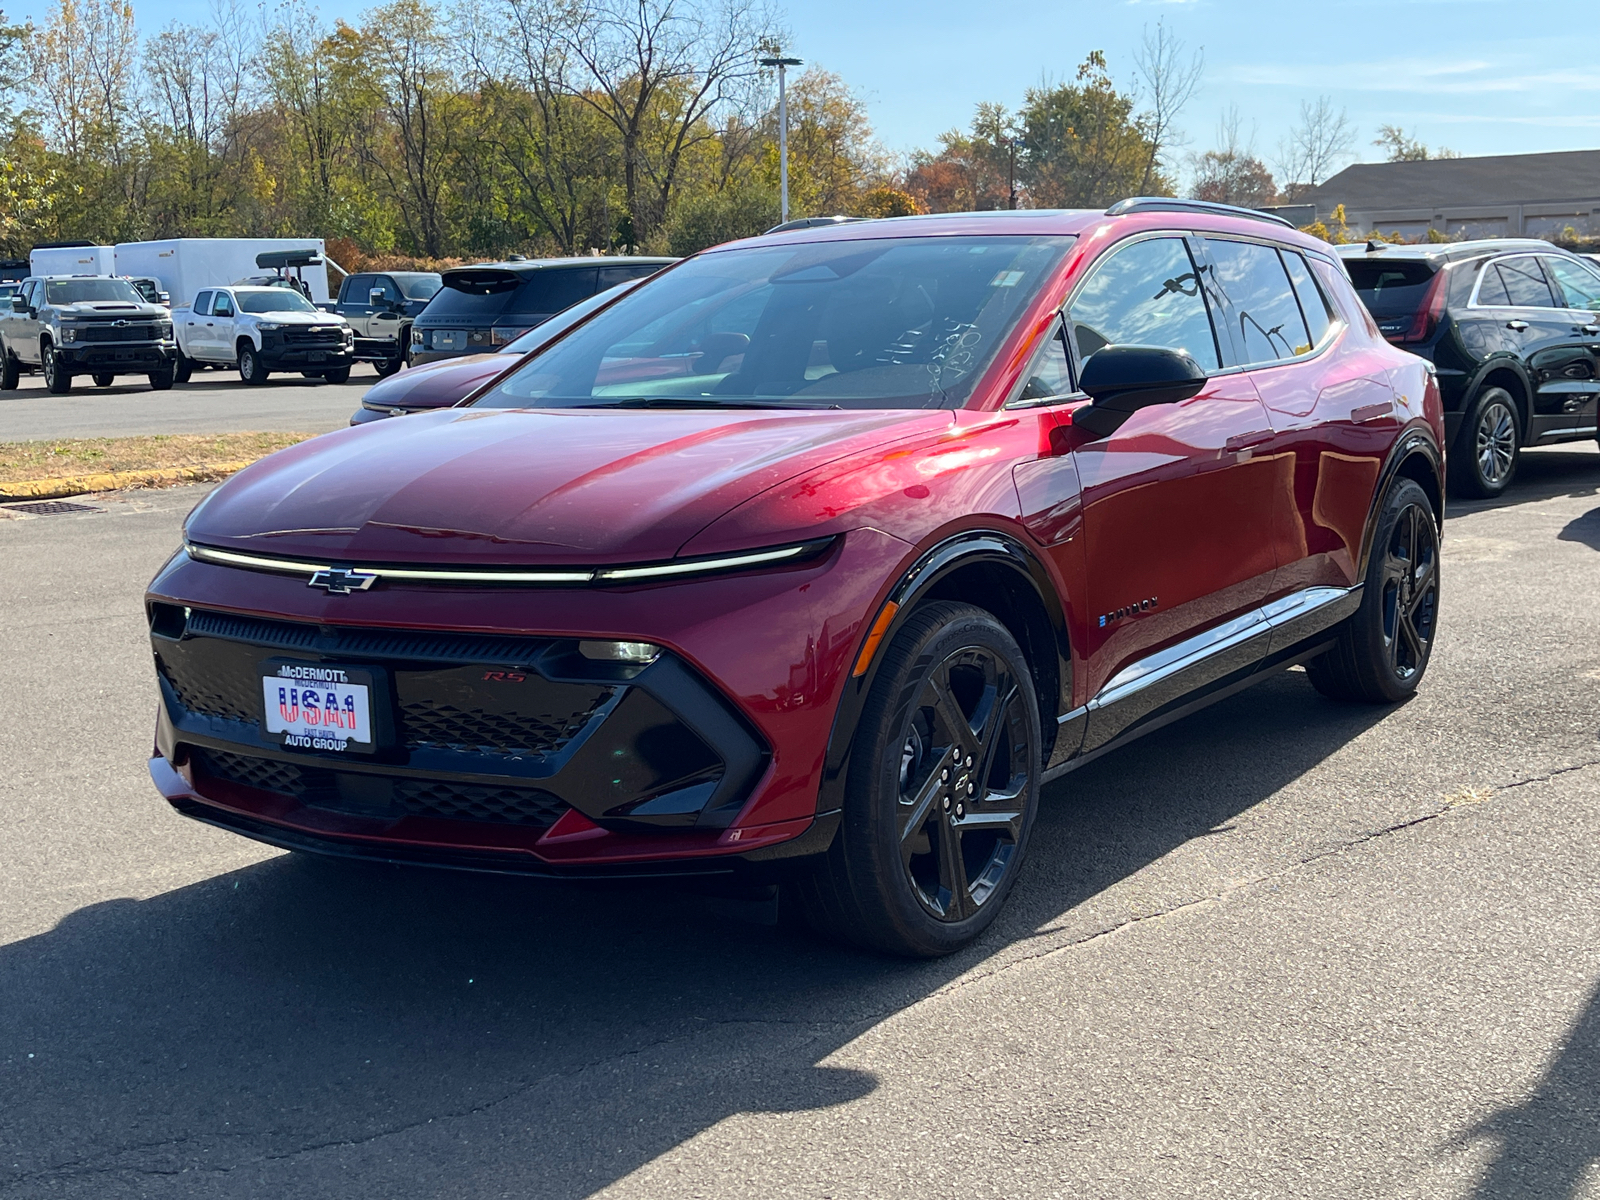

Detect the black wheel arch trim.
[
  {"left": 812, "top": 529, "right": 1073, "bottom": 827},
  {"left": 1356, "top": 424, "right": 1444, "bottom": 582},
  {"left": 1461, "top": 358, "right": 1534, "bottom": 434}
]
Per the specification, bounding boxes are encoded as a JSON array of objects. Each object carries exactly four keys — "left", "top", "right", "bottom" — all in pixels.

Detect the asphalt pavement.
[
  {"left": 0, "top": 366, "right": 379, "bottom": 440},
  {"left": 2, "top": 446, "right": 1599, "bottom": 1198}
]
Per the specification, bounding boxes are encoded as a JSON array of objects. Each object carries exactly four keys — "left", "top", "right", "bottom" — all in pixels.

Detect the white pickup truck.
[{"left": 173, "top": 284, "right": 354, "bottom": 384}]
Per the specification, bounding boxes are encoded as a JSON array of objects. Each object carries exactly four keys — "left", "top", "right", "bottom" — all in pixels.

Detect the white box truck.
[
  {"left": 113, "top": 238, "right": 331, "bottom": 308},
  {"left": 30, "top": 244, "right": 114, "bottom": 276}
]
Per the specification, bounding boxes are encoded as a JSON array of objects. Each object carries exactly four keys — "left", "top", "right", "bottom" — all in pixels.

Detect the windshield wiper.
[{"left": 573, "top": 397, "right": 842, "bottom": 410}]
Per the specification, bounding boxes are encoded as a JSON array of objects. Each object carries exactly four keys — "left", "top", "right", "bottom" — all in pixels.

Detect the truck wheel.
[
  {"left": 0, "top": 351, "right": 18, "bottom": 390},
  {"left": 148, "top": 367, "right": 174, "bottom": 391},
  {"left": 237, "top": 343, "right": 269, "bottom": 386},
  {"left": 321, "top": 366, "right": 352, "bottom": 384},
  {"left": 173, "top": 351, "right": 193, "bottom": 384},
  {"left": 375, "top": 349, "right": 403, "bottom": 377},
  {"left": 42, "top": 342, "right": 72, "bottom": 394},
  {"left": 93, "top": 372, "right": 115, "bottom": 388}
]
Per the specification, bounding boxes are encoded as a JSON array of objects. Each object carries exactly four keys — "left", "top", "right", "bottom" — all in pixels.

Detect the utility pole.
[{"left": 760, "top": 55, "right": 802, "bottom": 224}]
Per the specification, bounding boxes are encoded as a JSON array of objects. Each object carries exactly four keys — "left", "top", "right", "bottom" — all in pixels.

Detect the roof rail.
[{"left": 1104, "top": 197, "right": 1295, "bottom": 229}]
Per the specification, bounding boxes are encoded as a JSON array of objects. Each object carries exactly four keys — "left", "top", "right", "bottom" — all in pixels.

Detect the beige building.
[{"left": 1298, "top": 149, "right": 1600, "bottom": 240}]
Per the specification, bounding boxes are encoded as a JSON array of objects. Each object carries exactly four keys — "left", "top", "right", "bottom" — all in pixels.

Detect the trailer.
[
  {"left": 113, "top": 238, "right": 332, "bottom": 308},
  {"left": 30, "top": 244, "right": 115, "bottom": 276}
]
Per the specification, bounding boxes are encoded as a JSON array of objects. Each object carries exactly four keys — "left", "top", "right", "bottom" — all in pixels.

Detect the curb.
[{"left": 0, "top": 460, "right": 257, "bottom": 502}]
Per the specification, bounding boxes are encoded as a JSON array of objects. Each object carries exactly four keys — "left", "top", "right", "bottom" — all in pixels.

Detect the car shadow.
[
  {"left": 1448, "top": 446, "right": 1599, "bottom": 519},
  {"left": 0, "top": 671, "right": 1392, "bottom": 1197},
  {"left": 1558, "top": 506, "right": 1600, "bottom": 551},
  {"left": 1455, "top": 974, "right": 1600, "bottom": 1199}
]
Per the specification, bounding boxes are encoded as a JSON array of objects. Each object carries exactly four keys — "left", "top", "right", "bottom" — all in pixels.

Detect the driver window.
[
  {"left": 1068, "top": 237, "right": 1220, "bottom": 370},
  {"left": 1543, "top": 256, "right": 1600, "bottom": 312},
  {"left": 213, "top": 293, "right": 234, "bottom": 317}
]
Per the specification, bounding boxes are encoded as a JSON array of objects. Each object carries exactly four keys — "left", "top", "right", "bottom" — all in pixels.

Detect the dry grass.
[{"left": 0, "top": 432, "right": 315, "bottom": 483}]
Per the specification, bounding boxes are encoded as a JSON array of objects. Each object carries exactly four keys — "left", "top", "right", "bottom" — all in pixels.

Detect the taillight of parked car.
[{"left": 1398, "top": 267, "right": 1449, "bottom": 344}]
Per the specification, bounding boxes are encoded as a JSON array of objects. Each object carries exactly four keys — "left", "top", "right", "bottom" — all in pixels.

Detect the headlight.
[
  {"left": 579, "top": 640, "right": 661, "bottom": 663},
  {"left": 156, "top": 321, "right": 173, "bottom": 338},
  {"left": 60, "top": 326, "right": 77, "bottom": 342},
  {"left": 344, "top": 327, "right": 354, "bottom": 343},
  {"left": 258, "top": 322, "right": 282, "bottom": 332}
]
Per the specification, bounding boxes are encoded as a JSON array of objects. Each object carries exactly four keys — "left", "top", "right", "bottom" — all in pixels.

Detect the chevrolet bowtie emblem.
[{"left": 308, "top": 567, "right": 379, "bottom": 594}]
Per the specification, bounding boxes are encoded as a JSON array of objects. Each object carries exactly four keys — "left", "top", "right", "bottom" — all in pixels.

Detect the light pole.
[{"left": 760, "top": 55, "right": 802, "bottom": 224}]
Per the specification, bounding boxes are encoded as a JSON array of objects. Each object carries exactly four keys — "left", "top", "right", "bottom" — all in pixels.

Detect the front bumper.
[
  {"left": 352, "top": 336, "right": 404, "bottom": 362},
  {"left": 143, "top": 528, "right": 908, "bottom": 870},
  {"left": 58, "top": 342, "right": 176, "bottom": 370},
  {"left": 259, "top": 341, "right": 352, "bottom": 370}
]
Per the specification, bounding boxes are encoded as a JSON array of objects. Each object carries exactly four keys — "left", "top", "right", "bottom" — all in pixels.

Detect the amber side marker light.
[{"left": 852, "top": 601, "right": 900, "bottom": 678}]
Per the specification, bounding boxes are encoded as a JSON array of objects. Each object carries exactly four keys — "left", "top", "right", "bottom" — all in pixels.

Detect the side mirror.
[
  {"left": 1071, "top": 345, "right": 1208, "bottom": 438},
  {"left": 369, "top": 288, "right": 387, "bottom": 305}
]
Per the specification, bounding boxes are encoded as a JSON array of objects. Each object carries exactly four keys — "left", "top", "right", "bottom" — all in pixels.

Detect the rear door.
[
  {"left": 1065, "top": 233, "right": 1286, "bottom": 749},
  {"left": 12, "top": 280, "right": 40, "bottom": 362},
  {"left": 342, "top": 274, "right": 375, "bottom": 337},
  {"left": 184, "top": 290, "right": 213, "bottom": 360}
]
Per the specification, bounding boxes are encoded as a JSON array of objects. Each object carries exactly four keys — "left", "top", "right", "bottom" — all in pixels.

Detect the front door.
[
  {"left": 1536, "top": 255, "right": 1600, "bottom": 439},
  {"left": 1065, "top": 234, "right": 1285, "bottom": 750},
  {"left": 1474, "top": 253, "right": 1585, "bottom": 444}
]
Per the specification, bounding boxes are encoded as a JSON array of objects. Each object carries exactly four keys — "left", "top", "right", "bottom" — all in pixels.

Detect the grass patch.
[{"left": 0, "top": 432, "right": 316, "bottom": 483}]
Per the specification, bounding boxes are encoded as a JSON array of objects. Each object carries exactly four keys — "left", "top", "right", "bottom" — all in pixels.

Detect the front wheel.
[
  {"left": 148, "top": 367, "right": 174, "bottom": 391},
  {"left": 1307, "top": 478, "right": 1440, "bottom": 703},
  {"left": 0, "top": 350, "right": 18, "bottom": 390},
  {"left": 173, "top": 350, "right": 193, "bottom": 384},
  {"left": 93, "top": 372, "right": 114, "bottom": 388},
  {"left": 237, "top": 344, "right": 269, "bottom": 386},
  {"left": 42, "top": 342, "right": 71, "bottom": 394},
  {"left": 320, "top": 365, "right": 352, "bottom": 384},
  {"left": 795, "top": 601, "right": 1041, "bottom": 957},
  {"left": 374, "top": 347, "right": 404, "bottom": 377},
  {"left": 1450, "top": 386, "right": 1519, "bottom": 498}
]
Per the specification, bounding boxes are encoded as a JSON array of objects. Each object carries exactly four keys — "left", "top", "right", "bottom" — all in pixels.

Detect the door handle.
[
  {"left": 1507, "top": 320, "right": 1529, "bottom": 331},
  {"left": 1224, "top": 430, "right": 1274, "bottom": 451}
]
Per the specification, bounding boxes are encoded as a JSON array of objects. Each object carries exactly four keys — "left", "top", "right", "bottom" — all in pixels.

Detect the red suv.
[{"left": 146, "top": 201, "right": 1445, "bottom": 956}]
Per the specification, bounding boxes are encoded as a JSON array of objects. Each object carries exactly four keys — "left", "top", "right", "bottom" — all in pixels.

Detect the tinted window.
[
  {"left": 478, "top": 235, "right": 1073, "bottom": 410},
  {"left": 1543, "top": 256, "right": 1600, "bottom": 312},
  {"left": 1070, "top": 237, "right": 1219, "bottom": 369},
  {"left": 1204, "top": 239, "right": 1313, "bottom": 363},
  {"left": 425, "top": 269, "right": 599, "bottom": 321},
  {"left": 371, "top": 277, "right": 401, "bottom": 303},
  {"left": 1011, "top": 322, "right": 1074, "bottom": 404},
  {"left": 393, "top": 273, "right": 441, "bottom": 300},
  {"left": 129, "top": 278, "right": 161, "bottom": 303},
  {"left": 1494, "top": 256, "right": 1557, "bottom": 308},
  {"left": 193, "top": 290, "right": 213, "bottom": 314},
  {"left": 45, "top": 278, "right": 143, "bottom": 304},
  {"left": 1346, "top": 260, "right": 1437, "bottom": 322},
  {"left": 1283, "top": 252, "right": 1332, "bottom": 346},
  {"left": 236, "top": 290, "right": 317, "bottom": 314},
  {"left": 343, "top": 274, "right": 373, "bottom": 304},
  {"left": 597, "top": 264, "right": 663, "bottom": 289},
  {"left": 498, "top": 281, "right": 637, "bottom": 353},
  {"left": 1476, "top": 264, "right": 1511, "bottom": 306}
]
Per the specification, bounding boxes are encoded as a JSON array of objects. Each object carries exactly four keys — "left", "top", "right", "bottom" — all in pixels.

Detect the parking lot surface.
[
  {"left": 2, "top": 446, "right": 1598, "bottom": 1198},
  {"left": 0, "top": 368, "right": 378, "bottom": 440}
]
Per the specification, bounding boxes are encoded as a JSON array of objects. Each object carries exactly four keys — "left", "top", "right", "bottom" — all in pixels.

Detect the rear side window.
[
  {"left": 193, "top": 289, "right": 213, "bottom": 314},
  {"left": 1283, "top": 253, "right": 1333, "bottom": 346},
  {"left": 1486, "top": 256, "right": 1557, "bottom": 308},
  {"left": 1543, "top": 256, "right": 1600, "bottom": 311},
  {"left": 1203, "top": 238, "right": 1313, "bottom": 364},
  {"left": 1345, "top": 260, "right": 1441, "bottom": 326},
  {"left": 1069, "top": 236, "right": 1220, "bottom": 369}
]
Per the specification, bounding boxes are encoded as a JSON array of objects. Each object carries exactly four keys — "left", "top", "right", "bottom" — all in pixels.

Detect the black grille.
[
  {"left": 192, "top": 748, "right": 567, "bottom": 829},
  {"left": 79, "top": 323, "right": 159, "bottom": 342},
  {"left": 283, "top": 327, "right": 343, "bottom": 345},
  {"left": 401, "top": 695, "right": 610, "bottom": 758}
]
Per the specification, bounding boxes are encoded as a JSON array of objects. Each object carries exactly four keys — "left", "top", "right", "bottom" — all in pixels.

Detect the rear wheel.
[
  {"left": 93, "top": 371, "right": 114, "bottom": 388},
  {"left": 42, "top": 342, "right": 71, "bottom": 394},
  {"left": 375, "top": 345, "right": 404, "bottom": 377},
  {"left": 237, "top": 343, "right": 269, "bottom": 385},
  {"left": 1307, "top": 478, "right": 1439, "bottom": 703},
  {"left": 795, "top": 601, "right": 1041, "bottom": 957},
  {"left": 1450, "top": 386, "right": 1519, "bottom": 498}
]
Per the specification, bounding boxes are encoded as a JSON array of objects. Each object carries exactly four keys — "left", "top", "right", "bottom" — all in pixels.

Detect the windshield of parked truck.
[
  {"left": 45, "top": 278, "right": 142, "bottom": 304},
  {"left": 476, "top": 235, "right": 1073, "bottom": 410},
  {"left": 235, "top": 289, "right": 318, "bottom": 314}
]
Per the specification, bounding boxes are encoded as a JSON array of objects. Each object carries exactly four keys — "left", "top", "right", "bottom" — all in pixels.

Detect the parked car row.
[{"left": 147, "top": 198, "right": 1451, "bottom": 957}]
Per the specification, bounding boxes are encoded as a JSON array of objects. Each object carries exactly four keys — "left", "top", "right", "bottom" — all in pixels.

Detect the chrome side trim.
[{"left": 1534, "top": 426, "right": 1596, "bottom": 440}]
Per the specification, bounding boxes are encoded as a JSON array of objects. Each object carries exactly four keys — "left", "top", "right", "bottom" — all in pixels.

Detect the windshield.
[
  {"left": 395, "top": 274, "right": 442, "bottom": 300},
  {"left": 476, "top": 235, "right": 1072, "bottom": 410},
  {"left": 46, "top": 278, "right": 142, "bottom": 304},
  {"left": 1346, "top": 260, "right": 1438, "bottom": 321},
  {"left": 236, "top": 290, "right": 317, "bottom": 314}
]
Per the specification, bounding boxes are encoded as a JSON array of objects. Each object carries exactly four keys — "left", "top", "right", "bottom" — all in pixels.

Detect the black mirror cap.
[{"left": 1074, "top": 345, "right": 1209, "bottom": 438}]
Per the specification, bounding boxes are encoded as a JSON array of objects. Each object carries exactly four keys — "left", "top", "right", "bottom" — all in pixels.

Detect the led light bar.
[{"left": 183, "top": 537, "right": 834, "bottom": 587}]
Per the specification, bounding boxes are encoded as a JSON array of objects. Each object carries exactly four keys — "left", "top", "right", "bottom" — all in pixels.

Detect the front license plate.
[
  {"left": 261, "top": 663, "right": 376, "bottom": 752},
  {"left": 308, "top": 350, "right": 326, "bottom": 363}
]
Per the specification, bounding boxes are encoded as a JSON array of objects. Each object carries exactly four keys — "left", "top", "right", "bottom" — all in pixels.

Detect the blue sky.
[{"left": 17, "top": 0, "right": 1595, "bottom": 177}]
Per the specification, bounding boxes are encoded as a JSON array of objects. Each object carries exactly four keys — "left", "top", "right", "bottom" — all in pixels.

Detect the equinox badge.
[{"left": 308, "top": 567, "right": 379, "bottom": 594}]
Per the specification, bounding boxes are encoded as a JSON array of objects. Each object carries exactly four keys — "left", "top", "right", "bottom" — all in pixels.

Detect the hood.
[
  {"left": 57, "top": 301, "right": 163, "bottom": 317},
  {"left": 364, "top": 353, "right": 508, "bottom": 409},
  {"left": 188, "top": 406, "right": 951, "bottom": 566},
  {"left": 257, "top": 310, "right": 345, "bottom": 325}
]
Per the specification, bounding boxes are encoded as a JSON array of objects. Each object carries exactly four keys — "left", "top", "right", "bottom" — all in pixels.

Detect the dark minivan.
[
  {"left": 409, "top": 257, "right": 674, "bottom": 366},
  {"left": 1340, "top": 238, "right": 1600, "bottom": 497}
]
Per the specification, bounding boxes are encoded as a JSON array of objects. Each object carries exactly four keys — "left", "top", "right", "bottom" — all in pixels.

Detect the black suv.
[
  {"left": 409, "top": 257, "right": 674, "bottom": 366},
  {"left": 1341, "top": 239, "right": 1600, "bottom": 497}
]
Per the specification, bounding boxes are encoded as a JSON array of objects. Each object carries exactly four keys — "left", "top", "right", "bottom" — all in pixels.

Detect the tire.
[
  {"left": 321, "top": 365, "right": 351, "bottom": 384},
  {"left": 148, "top": 367, "right": 174, "bottom": 390},
  {"left": 794, "top": 601, "right": 1041, "bottom": 957},
  {"left": 42, "top": 341, "right": 71, "bottom": 394},
  {"left": 0, "top": 350, "right": 18, "bottom": 390},
  {"left": 1450, "top": 386, "right": 1519, "bottom": 498},
  {"left": 1307, "top": 478, "right": 1440, "bottom": 704},
  {"left": 173, "top": 351, "right": 193, "bottom": 384},
  {"left": 93, "top": 372, "right": 114, "bottom": 388},
  {"left": 374, "top": 346, "right": 404, "bottom": 377},
  {"left": 237, "top": 343, "right": 269, "bottom": 385}
]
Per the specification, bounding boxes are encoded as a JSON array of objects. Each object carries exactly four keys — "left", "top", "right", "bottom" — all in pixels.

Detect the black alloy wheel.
[
  {"left": 93, "top": 372, "right": 114, "bottom": 388},
  {"left": 1452, "top": 386, "right": 1519, "bottom": 498},
  {"left": 237, "top": 344, "right": 269, "bottom": 386},
  {"left": 42, "top": 342, "right": 71, "bottom": 394},
  {"left": 797, "top": 601, "right": 1041, "bottom": 957},
  {"left": 1308, "top": 478, "right": 1440, "bottom": 703},
  {"left": 0, "top": 350, "right": 18, "bottom": 390}
]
